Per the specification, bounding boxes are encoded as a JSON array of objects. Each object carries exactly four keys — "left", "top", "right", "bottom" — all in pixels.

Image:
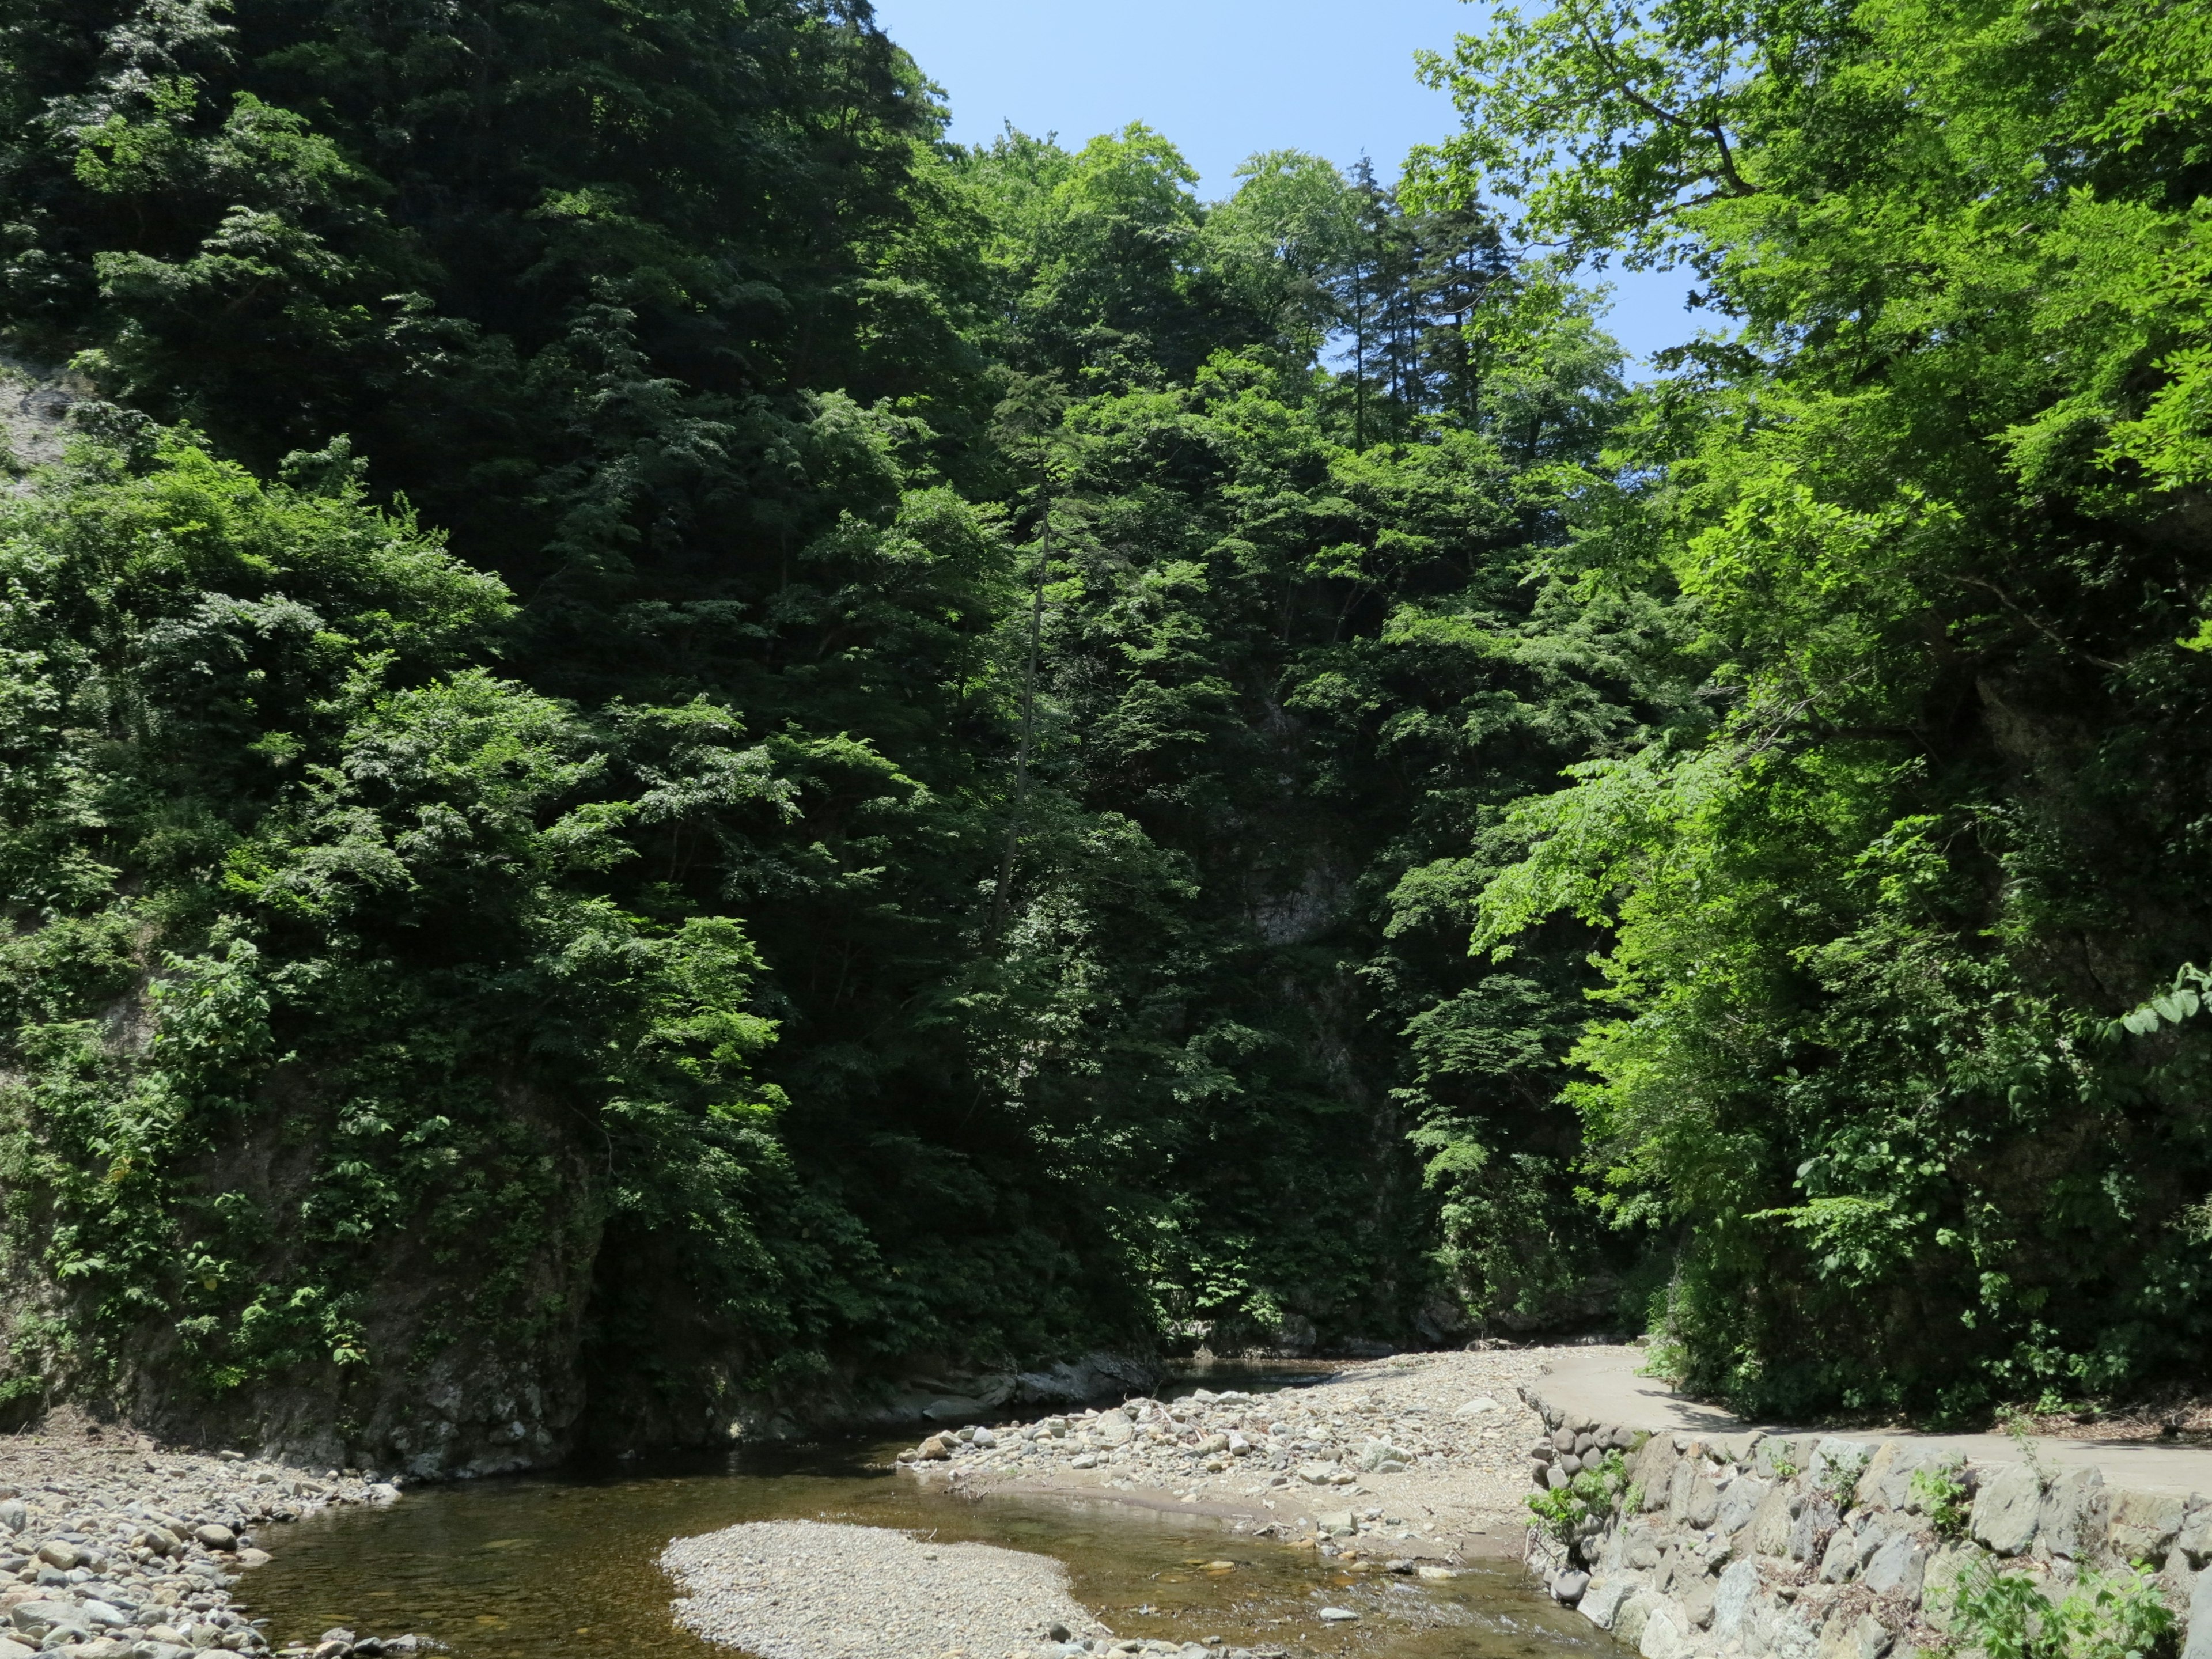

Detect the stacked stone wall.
[{"left": 1521, "top": 1389, "right": 2212, "bottom": 1659}]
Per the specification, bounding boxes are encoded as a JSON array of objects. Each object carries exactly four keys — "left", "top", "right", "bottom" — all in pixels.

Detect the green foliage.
[
  {"left": 1527, "top": 1447, "right": 1629, "bottom": 1546},
  {"left": 1428, "top": 0, "right": 2212, "bottom": 1416},
  {"left": 1911, "top": 1461, "right": 1972, "bottom": 1543},
  {"left": 1944, "top": 1562, "right": 2175, "bottom": 1659}
]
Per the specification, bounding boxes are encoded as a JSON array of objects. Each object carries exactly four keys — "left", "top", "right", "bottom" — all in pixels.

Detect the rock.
[
  {"left": 1681, "top": 1578, "right": 1718, "bottom": 1629},
  {"left": 2179, "top": 1499, "right": 2212, "bottom": 1569},
  {"left": 1455, "top": 1398, "right": 1500, "bottom": 1416},
  {"left": 1069, "top": 1454, "right": 1099, "bottom": 1469},
  {"left": 1632, "top": 1435, "right": 1677, "bottom": 1512},
  {"left": 913, "top": 1435, "right": 953, "bottom": 1461},
  {"left": 30, "top": 1544, "right": 76, "bottom": 1571},
  {"left": 79, "top": 1599, "right": 127, "bottom": 1628},
  {"left": 1092, "top": 1414, "right": 1135, "bottom": 1449},
  {"left": 919, "top": 1396, "right": 987, "bottom": 1422},
  {"left": 0, "top": 1639, "right": 32, "bottom": 1659},
  {"left": 1297, "top": 1462, "right": 1336, "bottom": 1486},
  {"left": 2183, "top": 1562, "right": 2212, "bottom": 1659},
  {"left": 1641, "top": 1600, "right": 1694, "bottom": 1659},
  {"left": 1862, "top": 1532, "right": 1925, "bottom": 1599},
  {"left": 234, "top": 1549, "right": 273, "bottom": 1570},
  {"left": 1971, "top": 1463, "right": 2041, "bottom": 1556},
  {"left": 2037, "top": 1467, "right": 2107, "bottom": 1561},
  {"left": 1580, "top": 1577, "right": 1635, "bottom": 1630},
  {"left": 194, "top": 1526, "right": 237, "bottom": 1551},
  {"left": 1613, "top": 1590, "right": 1659, "bottom": 1649},
  {"left": 1415, "top": 1565, "right": 1457, "bottom": 1581},
  {"left": 9, "top": 1600, "right": 86, "bottom": 1641},
  {"left": 1819, "top": 1530, "right": 1857, "bottom": 1583},
  {"left": 1550, "top": 1570, "right": 1589, "bottom": 1604},
  {"left": 1315, "top": 1511, "right": 1355, "bottom": 1537},
  {"left": 0, "top": 1506, "right": 20, "bottom": 1538},
  {"left": 1921, "top": 1543, "right": 1983, "bottom": 1634},
  {"left": 2108, "top": 1489, "right": 2185, "bottom": 1568},
  {"left": 1713, "top": 1558, "right": 1762, "bottom": 1643},
  {"left": 1719, "top": 1474, "right": 1772, "bottom": 1536},
  {"left": 1317, "top": 1608, "right": 1358, "bottom": 1622}
]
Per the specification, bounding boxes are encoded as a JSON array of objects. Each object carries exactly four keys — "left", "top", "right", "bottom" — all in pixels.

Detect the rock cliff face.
[{"left": 1520, "top": 1393, "right": 2212, "bottom": 1659}]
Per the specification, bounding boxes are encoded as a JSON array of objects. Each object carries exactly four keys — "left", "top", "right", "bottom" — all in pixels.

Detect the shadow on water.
[{"left": 240, "top": 1437, "right": 1617, "bottom": 1659}]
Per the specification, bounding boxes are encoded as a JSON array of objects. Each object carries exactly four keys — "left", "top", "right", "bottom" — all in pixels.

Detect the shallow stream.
[{"left": 243, "top": 1421, "right": 1609, "bottom": 1659}]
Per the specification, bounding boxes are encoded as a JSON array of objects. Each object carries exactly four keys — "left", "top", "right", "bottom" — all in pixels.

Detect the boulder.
[
  {"left": 2178, "top": 1497, "right": 2212, "bottom": 1569},
  {"left": 1638, "top": 1601, "right": 1694, "bottom": 1659},
  {"left": 1579, "top": 1577, "right": 1636, "bottom": 1630},
  {"left": 1719, "top": 1474, "right": 1773, "bottom": 1536},
  {"left": 1971, "top": 1463, "right": 2041, "bottom": 1556},
  {"left": 2037, "top": 1467, "right": 2108, "bottom": 1562},
  {"left": 2108, "top": 1487, "right": 2184, "bottom": 1569},
  {"left": 1713, "top": 1558, "right": 1763, "bottom": 1642},
  {"left": 1862, "top": 1532, "right": 1926, "bottom": 1599},
  {"left": 2184, "top": 1562, "right": 2212, "bottom": 1659}
]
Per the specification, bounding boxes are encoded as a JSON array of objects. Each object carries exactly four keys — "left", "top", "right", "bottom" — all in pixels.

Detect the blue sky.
[{"left": 870, "top": 0, "right": 1703, "bottom": 372}]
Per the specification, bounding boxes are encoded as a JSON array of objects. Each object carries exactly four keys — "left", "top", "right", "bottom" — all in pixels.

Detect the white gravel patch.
[{"left": 662, "top": 1518, "right": 1103, "bottom": 1659}]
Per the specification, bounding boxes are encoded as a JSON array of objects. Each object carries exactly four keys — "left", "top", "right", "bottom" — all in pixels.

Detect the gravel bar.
[
  {"left": 0, "top": 1411, "right": 418, "bottom": 1659},
  {"left": 664, "top": 1520, "right": 1107, "bottom": 1659},
  {"left": 895, "top": 1346, "right": 1584, "bottom": 1559}
]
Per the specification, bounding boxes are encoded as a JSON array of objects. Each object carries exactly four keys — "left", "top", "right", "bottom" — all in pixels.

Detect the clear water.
[{"left": 238, "top": 1435, "right": 1615, "bottom": 1659}]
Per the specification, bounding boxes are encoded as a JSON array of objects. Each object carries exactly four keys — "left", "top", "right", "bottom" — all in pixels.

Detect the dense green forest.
[{"left": 0, "top": 0, "right": 2203, "bottom": 1467}]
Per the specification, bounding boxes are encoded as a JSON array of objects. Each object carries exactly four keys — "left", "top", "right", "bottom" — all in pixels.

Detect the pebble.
[
  {"left": 664, "top": 1519, "right": 1101, "bottom": 1659},
  {"left": 0, "top": 1419, "right": 419, "bottom": 1659},
  {"left": 897, "top": 1347, "right": 1567, "bottom": 1552}
]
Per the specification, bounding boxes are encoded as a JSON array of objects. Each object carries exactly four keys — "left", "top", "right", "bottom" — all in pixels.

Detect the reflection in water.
[{"left": 241, "top": 1438, "right": 1617, "bottom": 1659}]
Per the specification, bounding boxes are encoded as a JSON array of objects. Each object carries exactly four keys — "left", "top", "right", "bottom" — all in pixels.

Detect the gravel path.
[
  {"left": 0, "top": 1412, "right": 413, "bottom": 1659},
  {"left": 897, "top": 1347, "right": 1565, "bottom": 1560},
  {"left": 664, "top": 1520, "right": 1104, "bottom": 1659}
]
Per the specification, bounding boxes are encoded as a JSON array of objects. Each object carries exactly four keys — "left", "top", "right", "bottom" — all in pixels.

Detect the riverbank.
[
  {"left": 896, "top": 1346, "right": 1563, "bottom": 1564},
  {"left": 0, "top": 1411, "right": 411, "bottom": 1659}
]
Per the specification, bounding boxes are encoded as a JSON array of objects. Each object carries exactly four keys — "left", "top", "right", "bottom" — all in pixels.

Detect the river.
[{"left": 239, "top": 1433, "right": 1615, "bottom": 1659}]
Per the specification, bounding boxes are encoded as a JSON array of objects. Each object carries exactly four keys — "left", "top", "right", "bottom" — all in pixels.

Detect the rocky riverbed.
[
  {"left": 895, "top": 1349, "right": 1560, "bottom": 1562},
  {"left": 0, "top": 1415, "right": 415, "bottom": 1659}
]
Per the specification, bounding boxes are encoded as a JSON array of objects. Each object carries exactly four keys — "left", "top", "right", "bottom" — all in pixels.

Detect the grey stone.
[
  {"left": 1626, "top": 1522, "right": 1662, "bottom": 1570},
  {"left": 1546, "top": 1463, "right": 1571, "bottom": 1491},
  {"left": 1922, "top": 1542, "right": 1987, "bottom": 1633},
  {"left": 1719, "top": 1475, "right": 1773, "bottom": 1536},
  {"left": 1682, "top": 1578, "right": 1718, "bottom": 1629},
  {"left": 0, "top": 1503, "right": 22, "bottom": 1537},
  {"left": 1862, "top": 1532, "right": 1925, "bottom": 1599},
  {"left": 1634, "top": 1435, "right": 1679, "bottom": 1512},
  {"left": 1788, "top": 1498, "right": 1836, "bottom": 1563},
  {"left": 1812, "top": 1439, "right": 1875, "bottom": 1498},
  {"left": 2037, "top": 1468, "right": 2108, "bottom": 1562},
  {"left": 1684, "top": 1475, "right": 1722, "bottom": 1530},
  {"left": 1711, "top": 1432, "right": 1767, "bottom": 1465},
  {"left": 1615, "top": 1591, "right": 1659, "bottom": 1648},
  {"left": 1580, "top": 1577, "right": 1635, "bottom": 1630},
  {"left": 1551, "top": 1570, "right": 1590, "bottom": 1604},
  {"left": 7, "top": 1604, "right": 85, "bottom": 1642},
  {"left": 1757, "top": 1438, "right": 1808, "bottom": 1481},
  {"left": 2184, "top": 1563, "right": 2212, "bottom": 1659},
  {"left": 1818, "top": 1529, "right": 1858, "bottom": 1584},
  {"left": 1772, "top": 1607, "right": 1821, "bottom": 1659},
  {"left": 1315, "top": 1510, "right": 1355, "bottom": 1536},
  {"left": 1714, "top": 1558, "right": 1763, "bottom": 1642},
  {"left": 1971, "top": 1464, "right": 2042, "bottom": 1556},
  {"left": 1091, "top": 1414, "right": 1135, "bottom": 1449},
  {"left": 1748, "top": 1481, "right": 1799, "bottom": 1558},
  {"left": 2108, "top": 1488, "right": 2186, "bottom": 1568},
  {"left": 1639, "top": 1601, "right": 1694, "bottom": 1659},
  {"left": 1856, "top": 1615, "right": 1895, "bottom": 1659},
  {"left": 2175, "top": 1497, "right": 2212, "bottom": 1562}
]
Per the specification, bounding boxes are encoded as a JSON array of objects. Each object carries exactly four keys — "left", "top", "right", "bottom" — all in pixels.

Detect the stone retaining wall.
[{"left": 1519, "top": 1389, "right": 2212, "bottom": 1659}]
